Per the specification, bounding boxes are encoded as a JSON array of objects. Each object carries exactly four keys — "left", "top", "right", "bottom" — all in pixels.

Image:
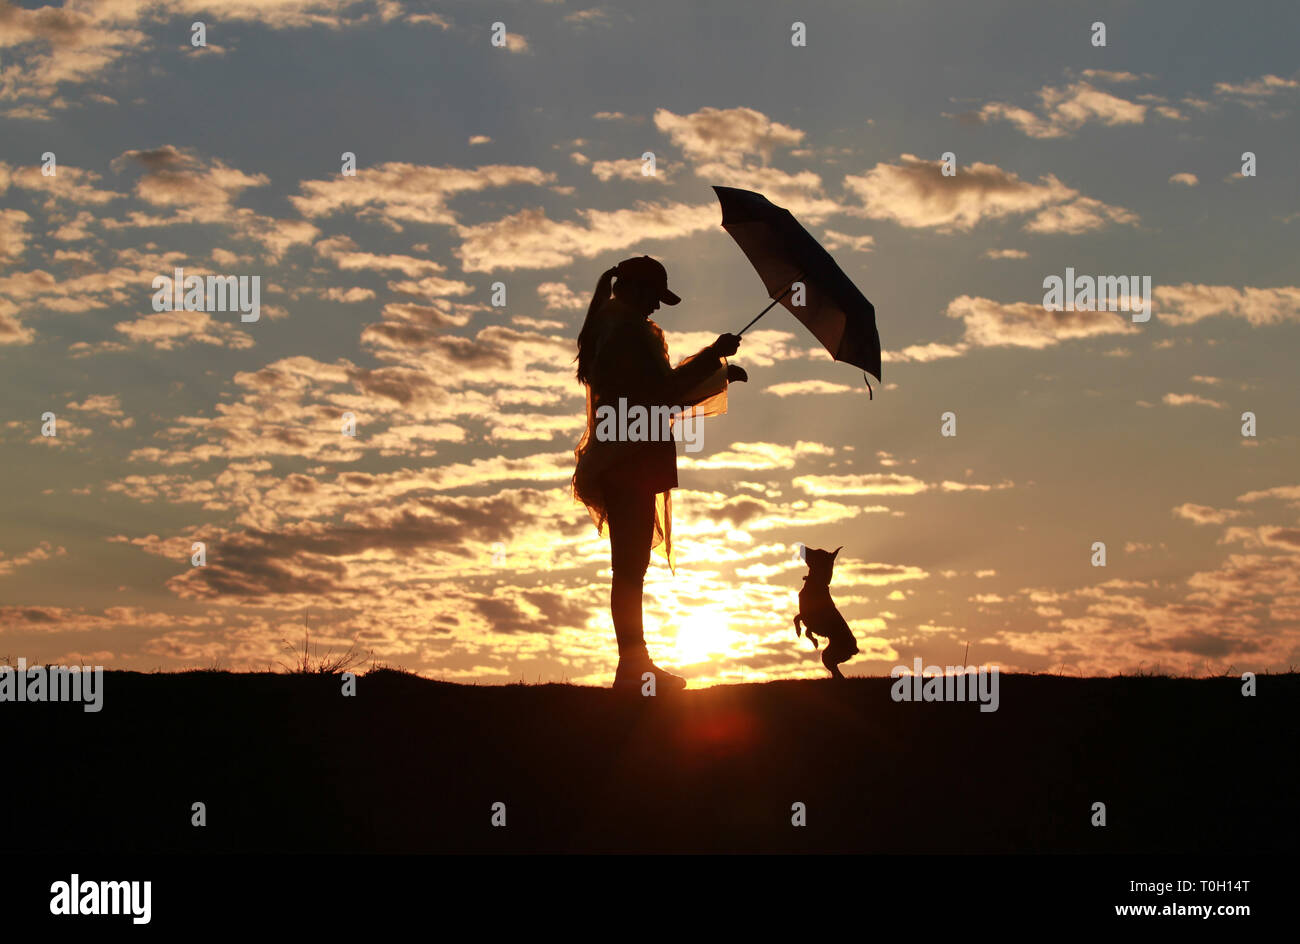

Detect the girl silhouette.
[{"left": 573, "top": 256, "right": 745, "bottom": 691}]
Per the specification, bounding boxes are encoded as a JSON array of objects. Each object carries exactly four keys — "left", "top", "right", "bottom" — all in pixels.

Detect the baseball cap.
[{"left": 615, "top": 255, "right": 680, "bottom": 305}]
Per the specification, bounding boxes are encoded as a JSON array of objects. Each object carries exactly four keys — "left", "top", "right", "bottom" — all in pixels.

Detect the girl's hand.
[
  {"left": 726, "top": 364, "right": 748, "bottom": 383},
  {"left": 712, "top": 333, "right": 741, "bottom": 357}
]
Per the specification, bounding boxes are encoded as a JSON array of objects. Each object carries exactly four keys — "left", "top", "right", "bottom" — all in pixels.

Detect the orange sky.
[{"left": 2, "top": 1, "right": 1299, "bottom": 684}]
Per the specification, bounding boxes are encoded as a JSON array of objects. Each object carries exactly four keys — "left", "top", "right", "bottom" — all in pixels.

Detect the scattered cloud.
[
  {"left": 1173, "top": 503, "right": 1243, "bottom": 525},
  {"left": 844, "top": 154, "right": 1136, "bottom": 233},
  {"left": 974, "top": 78, "right": 1150, "bottom": 138},
  {"left": 765, "top": 380, "right": 855, "bottom": 397},
  {"left": 1156, "top": 284, "right": 1300, "bottom": 326},
  {"left": 1163, "top": 393, "right": 1225, "bottom": 409},
  {"left": 654, "top": 106, "right": 804, "bottom": 163},
  {"left": 455, "top": 200, "right": 716, "bottom": 272},
  {"left": 821, "top": 230, "right": 875, "bottom": 253},
  {"left": 945, "top": 295, "right": 1138, "bottom": 349}
]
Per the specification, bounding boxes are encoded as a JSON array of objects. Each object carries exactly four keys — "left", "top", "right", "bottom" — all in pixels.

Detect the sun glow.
[{"left": 666, "top": 607, "right": 738, "bottom": 665}]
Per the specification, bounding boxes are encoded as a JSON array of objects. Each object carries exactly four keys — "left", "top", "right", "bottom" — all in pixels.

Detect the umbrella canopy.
[{"left": 713, "top": 185, "right": 881, "bottom": 384}]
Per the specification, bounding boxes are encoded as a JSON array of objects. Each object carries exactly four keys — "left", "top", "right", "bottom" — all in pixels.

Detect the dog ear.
[{"left": 832, "top": 546, "right": 843, "bottom": 557}]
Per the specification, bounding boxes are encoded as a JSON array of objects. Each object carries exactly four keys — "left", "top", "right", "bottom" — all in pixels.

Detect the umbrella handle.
[{"left": 737, "top": 273, "right": 803, "bottom": 336}]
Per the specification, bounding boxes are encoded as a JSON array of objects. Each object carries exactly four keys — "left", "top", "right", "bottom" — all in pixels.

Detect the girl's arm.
[
  {"left": 598, "top": 322, "right": 734, "bottom": 412},
  {"left": 660, "top": 344, "right": 726, "bottom": 405},
  {"left": 670, "top": 348, "right": 729, "bottom": 409}
]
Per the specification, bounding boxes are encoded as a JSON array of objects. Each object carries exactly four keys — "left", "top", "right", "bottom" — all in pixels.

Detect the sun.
[{"left": 666, "top": 607, "right": 738, "bottom": 665}]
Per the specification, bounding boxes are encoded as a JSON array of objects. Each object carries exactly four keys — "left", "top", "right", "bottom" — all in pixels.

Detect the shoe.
[{"left": 612, "top": 648, "right": 687, "bottom": 692}]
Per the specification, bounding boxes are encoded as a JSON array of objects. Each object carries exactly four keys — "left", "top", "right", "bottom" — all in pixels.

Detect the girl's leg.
[
  {"left": 605, "top": 486, "right": 684, "bottom": 689},
  {"left": 605, "top": 486, "right": 655, "bottom": 656}
]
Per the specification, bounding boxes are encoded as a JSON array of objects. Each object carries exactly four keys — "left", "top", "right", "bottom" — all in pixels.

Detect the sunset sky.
[{"left": 2, "top": 0, "right": 1298, "bottom": 685}]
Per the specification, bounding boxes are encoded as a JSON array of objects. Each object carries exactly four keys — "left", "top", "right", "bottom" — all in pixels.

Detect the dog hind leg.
[{"left": 822, "top": 648, "right": 845, "bottom": 679}]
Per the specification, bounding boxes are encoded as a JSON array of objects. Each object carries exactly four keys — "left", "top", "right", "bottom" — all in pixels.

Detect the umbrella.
[{"left": 713, "top": 186, "right": 881, "bottom": 395}]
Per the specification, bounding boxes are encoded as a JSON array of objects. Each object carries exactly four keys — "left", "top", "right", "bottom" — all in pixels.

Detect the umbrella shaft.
[{"left": 738, "top": 275, "right": 802, "bottom": 335}]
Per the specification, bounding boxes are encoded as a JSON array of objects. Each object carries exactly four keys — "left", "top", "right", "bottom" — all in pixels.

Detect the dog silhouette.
[{"left": 793, "top": 546, "right": 859, "bottom": 679}]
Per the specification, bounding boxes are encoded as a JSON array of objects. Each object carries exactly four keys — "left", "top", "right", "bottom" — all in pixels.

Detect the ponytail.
[{"left": 575, "top": 266, "right": 619, "bottom": 385}]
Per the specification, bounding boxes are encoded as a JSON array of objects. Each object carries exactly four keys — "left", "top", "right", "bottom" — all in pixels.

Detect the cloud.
[
  {"left": 945, "top": 295, "right": 1138, "bottom": 349},
  {"left": 66, "top": 394, "right": 124, "bottom": 417},
  {"left": 975, "top": 79, "right": 1149, "bottom": 138},
  {"left": 314, "top": 234, "right": 449, "bottom": 277},
  {"left": 1169, "top": 172, "right": 1199, "bottom": 187},
  {"left": 1, "top": 162, "right": 124, "bottom": 206},
  {"left": 112, "top": 145, "right": 267, "bottom": 213},
  {"left": 131, "top": 489, "right": 565, "bottom": 603},
  {"left": 100, "top": 147, "right": 318, "bottom": 261},
  {"left": 50, "top": 210, "right": 95, "bottom": 241},
  {"left": 792, "top": 473, "right": 1012, "bottom": 498},
  {"left": 1155, "top": 284, "right": 1300, "bottom": 326},
  {"left": 115, "top": 309, "right": 256, "bottom": 350},
  {"left": 320, "top": 286, "right": 376, "bottom": 303},
  {"left": 765, "top": 380, "right": 855, "bottom": 397},
  {"left": 1237, "top": 485, "right": 1300, "bottom": 505},
  {"left": 0, "top": 261, "right": 154, "bottom": 314},
  {"left": 406, "top": 12, "right": 451, "bottom": 29},
  {"left": 845, "top": 154, "right": 1068, "bottom": 229},
  {"left": 820, "top": 230, "right": 875, "bottom": 253},
  {"left": 1217, "top": 525, "right": 1300, "bottom": 552},
  {"left": 565, "top": 9, "right": 611, "bottom": 28},
  {"left": 1213, "top": 74, "right": 1299, "bottom": 100},
  {"left": 1023, "top": 196, "right": 1138, "bottom": 233},
  {"left": 0, "top": 541, "right": 67, "bottom": 576},
  {"left": 1162, "top": 393, "right": 1224, "bottom": 409},
  {"left": 678, "top": 489, "right": 877, "bottom": 534},
  {"left": 455, "top": 200, "right": 717, "bottom": 272},
  {"left": 843, "top": 154, "right": 1133, "bottom": 233},
  {"left": 291, "top": 162, "right": 555, "bottom": 226},
  {"left": 793, "top": 473, "right": 928, "bottom": 496},
  {"left": 2, "top": 0, "right": 405, "bottom": 117},
  {"left": 589, "top": 158, "right": 667, "bottom": 183},
  {"left": 654, "top": 106, "right": 804, "bottom": 163},
  {"left": 1006, "top": 546, "right": 1300, "bottom": 671},
  {"left": 1173, "top": 503, "right": 1243, "bottom": 525},
  {"left": 695, "top": 161, "right": 841, "bottom": 220},
  {"left": 537, "top": 281, "right": 586, "bottom": 311},
  {"left": 885, "top": 341, "right": 970, "bottom": 363},
  {"left": 385, "top": 274, "right": 475, "bottom": 300},
  {"left": 984, "top": 248, "right": 1028, "bottom": 260},
  {"left": 939, "top": 480, "right": 1013, "bottom": 492},
  {"left": 0, "top": 298, "right": 33, "bottom": 345},
  {"left": 680, "top": 441, "right": 833, "bottom": 472},
  {"left": 0, "top": 208, "right": 31, "bottom": 263},
  {"left": 0, "top": 2, "right": 147, "bottom": 110},
  {"left": 834, "top": 560, "right": 929, "bottom": 588},
  {"left": 1079, "top": 70, "right": 1146, "bottom": 83},
  {"left": 64, "top": 393, "right": 134, "bottom": 428}
]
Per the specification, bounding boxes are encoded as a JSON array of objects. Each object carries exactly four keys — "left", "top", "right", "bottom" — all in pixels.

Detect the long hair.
[{"left": 575, "top": 266, "right": 619, "bottom": 386}]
